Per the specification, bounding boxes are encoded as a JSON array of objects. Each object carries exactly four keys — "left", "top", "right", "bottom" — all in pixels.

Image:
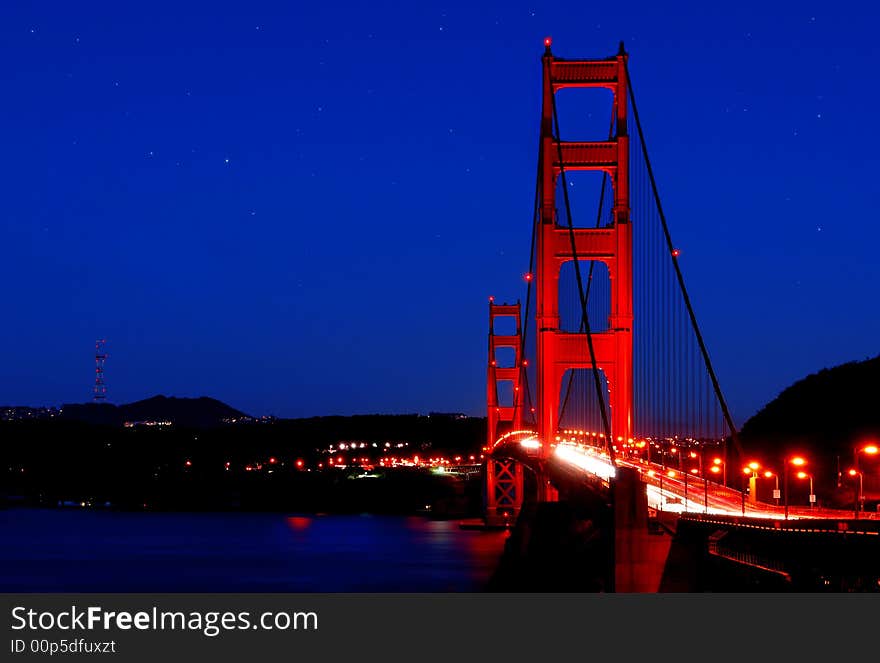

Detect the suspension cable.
[{"left": 625, "top": 62, "right": 744, "bottom": 462}]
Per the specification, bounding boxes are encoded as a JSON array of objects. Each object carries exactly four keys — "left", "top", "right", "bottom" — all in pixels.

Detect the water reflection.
[{"left": 1, "top": 509, "right": 508, "bottom": 592}]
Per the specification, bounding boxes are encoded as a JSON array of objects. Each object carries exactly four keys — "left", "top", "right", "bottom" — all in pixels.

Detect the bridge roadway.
[
  {"left": 493, "top": 438, "right": 880, "bottom": 521},
  {"left": 491, "top": 438, "right": 880, "bottom": 590},
  {"left": 504, "top": 438, "right": 879, "bottom": 523}
]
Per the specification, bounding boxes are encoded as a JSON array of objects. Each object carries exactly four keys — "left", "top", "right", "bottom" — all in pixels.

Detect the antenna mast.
[{"left": 93, "top": 339, "right": 108, "bottom": 401}]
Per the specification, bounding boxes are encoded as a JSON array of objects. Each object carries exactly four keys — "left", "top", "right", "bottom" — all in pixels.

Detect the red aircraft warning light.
[{"left": 544, "top": 36, "right": 552, "bottom": 48}]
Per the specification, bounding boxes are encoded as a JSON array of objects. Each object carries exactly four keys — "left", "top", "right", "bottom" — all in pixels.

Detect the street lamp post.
[
  {"left": 706, "top": 458, "right": 727, "bottom": 513},
  {"left": 764, "top": 470, "right": 780, "bottom": 506},
  {"left": 658, "top": 443, "right": 666, "bottom": 511},
  {"left": 709, "top": 458, "right": 723, "bottom": 515},
  {"left": 853, "top": 444, "right": 878, "bottom": 519},
  {"left": 712, "top": 456, "right": 726, "bottom": 489},
  {"left": 704, "top": 469, "right": 709, "bottom": 514},
  {"left": 849, "top": 469, "right": 863, "bottom": 519},
  {"left": 689, "top": 451, "right": 705, "bottom": 513},
  {"left": 796, "top": 471, "right": 815, "bottom": 509},
  {"left": 683, "top": 462, "right": 689, "bottom": 513},
  {"left": 784, "top": 456, "right": 807, "bottom": 520},
  {"left": 783, "top": 466, "right": 788, "bottom": 520},
  {"left": 744, "top": 461, "right": 761, "bottom": 506},
  {"left": 741, "top": 465, "right": 754, "bottom": 516}
]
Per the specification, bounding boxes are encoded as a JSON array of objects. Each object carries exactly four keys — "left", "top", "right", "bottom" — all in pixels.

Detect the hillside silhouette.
[
  {"left": 740, "top": 355, "right": 880, "bottom": 447},
  {"left": 739, "top": 354, "right": 880, "bottom": 503},
  {"left": 60, "top": 395, "right": 248, "bottom": 428}
]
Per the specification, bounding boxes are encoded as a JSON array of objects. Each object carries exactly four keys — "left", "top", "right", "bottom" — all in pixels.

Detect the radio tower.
[{"left": 93, "top": 339, "right": 108, "bottom": 402}]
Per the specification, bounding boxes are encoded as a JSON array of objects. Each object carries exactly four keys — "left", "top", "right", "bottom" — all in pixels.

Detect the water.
[{"left": 0, "top": 508, "right": 509, "bottom": 592}]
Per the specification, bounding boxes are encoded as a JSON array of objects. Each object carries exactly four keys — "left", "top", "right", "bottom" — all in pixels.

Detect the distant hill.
[
  {"left": 740, "top": 355, "right": 880, "bottom": 450},
  {"left": 60, "top": 395, "right": 249, "bottom": 428}
]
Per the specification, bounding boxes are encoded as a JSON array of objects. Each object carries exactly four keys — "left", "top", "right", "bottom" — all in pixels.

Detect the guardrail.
[{"left": 707, "top": 530, "right": 791, "bottom": 581}]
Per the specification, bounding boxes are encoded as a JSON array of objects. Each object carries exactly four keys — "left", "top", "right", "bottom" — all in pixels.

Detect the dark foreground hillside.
[{"left": 739, "top": 355, "right": 880, "bottom": 506}]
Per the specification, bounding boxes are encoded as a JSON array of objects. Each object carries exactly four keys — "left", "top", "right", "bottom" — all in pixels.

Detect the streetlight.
[
  {"left": 689, "top": 450, "right": 707, "bottom": 513},
  {"left": 853, "top": 444, "right": 878, "bottom": 519},
  {"left": 743, "top": 461, "right": 761, "bottom": 506},
  {"left": 848, "top": 469, "right": 863, "bottom": 519},
  {"left": 708, "top": 461, "right": 723, "bottom": 514},
  {"left": 741, "top": 464, "right": 755, "bottom": 516},
  {"left": 795, "top": 471, "right": 815, "bottom": 509},
  {"left": 712, "top": 456, "right": 726, "bottom": 487},
  {"left": 784, "top": 456, "right": 807, "bottom": 520},
  {"left": 683, "top": 459, "right": 689, "bottom": 513},
  {"left": 763, "top": 470, "right": 781, "bottom": 506}
]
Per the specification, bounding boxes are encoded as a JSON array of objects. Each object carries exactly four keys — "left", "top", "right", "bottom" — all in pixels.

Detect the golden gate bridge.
[{"left": 481, "top": 39, "right": 880, "bottom": 591}]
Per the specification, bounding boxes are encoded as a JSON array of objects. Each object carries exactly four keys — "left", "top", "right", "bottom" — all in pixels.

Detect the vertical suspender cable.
[
  {"left": 515, "top": 128, "right": 543, "bottom": 430},
  {"left": 626, "top": 63, "right": 744, "bottom": 461}
]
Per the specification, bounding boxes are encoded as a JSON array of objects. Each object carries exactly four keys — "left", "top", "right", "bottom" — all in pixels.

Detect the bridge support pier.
[
  {"left": 485, "top": 459, "right": 525, "bottom": 527},
  {"left": 612, "top": 466, "right": 671, "bottom": 592}
]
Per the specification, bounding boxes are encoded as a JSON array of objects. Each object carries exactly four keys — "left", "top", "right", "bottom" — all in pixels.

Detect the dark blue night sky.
[{"left": 1, "top": 2, "right": 877, "bottom": 423}]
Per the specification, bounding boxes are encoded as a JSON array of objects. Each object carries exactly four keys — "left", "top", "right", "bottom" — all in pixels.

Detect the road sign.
[
  {"left": 809, "top": 494, "right": 816, "bottom": 503},
  {"left": 773, "top": 489, "right": 781, "bottom": 499}
]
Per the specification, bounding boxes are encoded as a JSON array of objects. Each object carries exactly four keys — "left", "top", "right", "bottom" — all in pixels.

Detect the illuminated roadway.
[{"left": 517, "top": 439, "right": 880, "bottom": 521}]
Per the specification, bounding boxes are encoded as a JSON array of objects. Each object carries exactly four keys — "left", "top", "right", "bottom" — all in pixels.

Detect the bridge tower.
[
  {"left": 535, "top": 40, "right": 633, "bottom": 495},
  {"left": 485, "top": 298, "right": 526, "bottom": 526}
]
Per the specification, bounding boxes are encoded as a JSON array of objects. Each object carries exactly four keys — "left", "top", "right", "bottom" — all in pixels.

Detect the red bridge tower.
[
  {"left": 535, "top": 41, "right": 633, "bottom": 492},
  {"left": 485, "top": 298, "right": 526, "bottom": 526}
]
